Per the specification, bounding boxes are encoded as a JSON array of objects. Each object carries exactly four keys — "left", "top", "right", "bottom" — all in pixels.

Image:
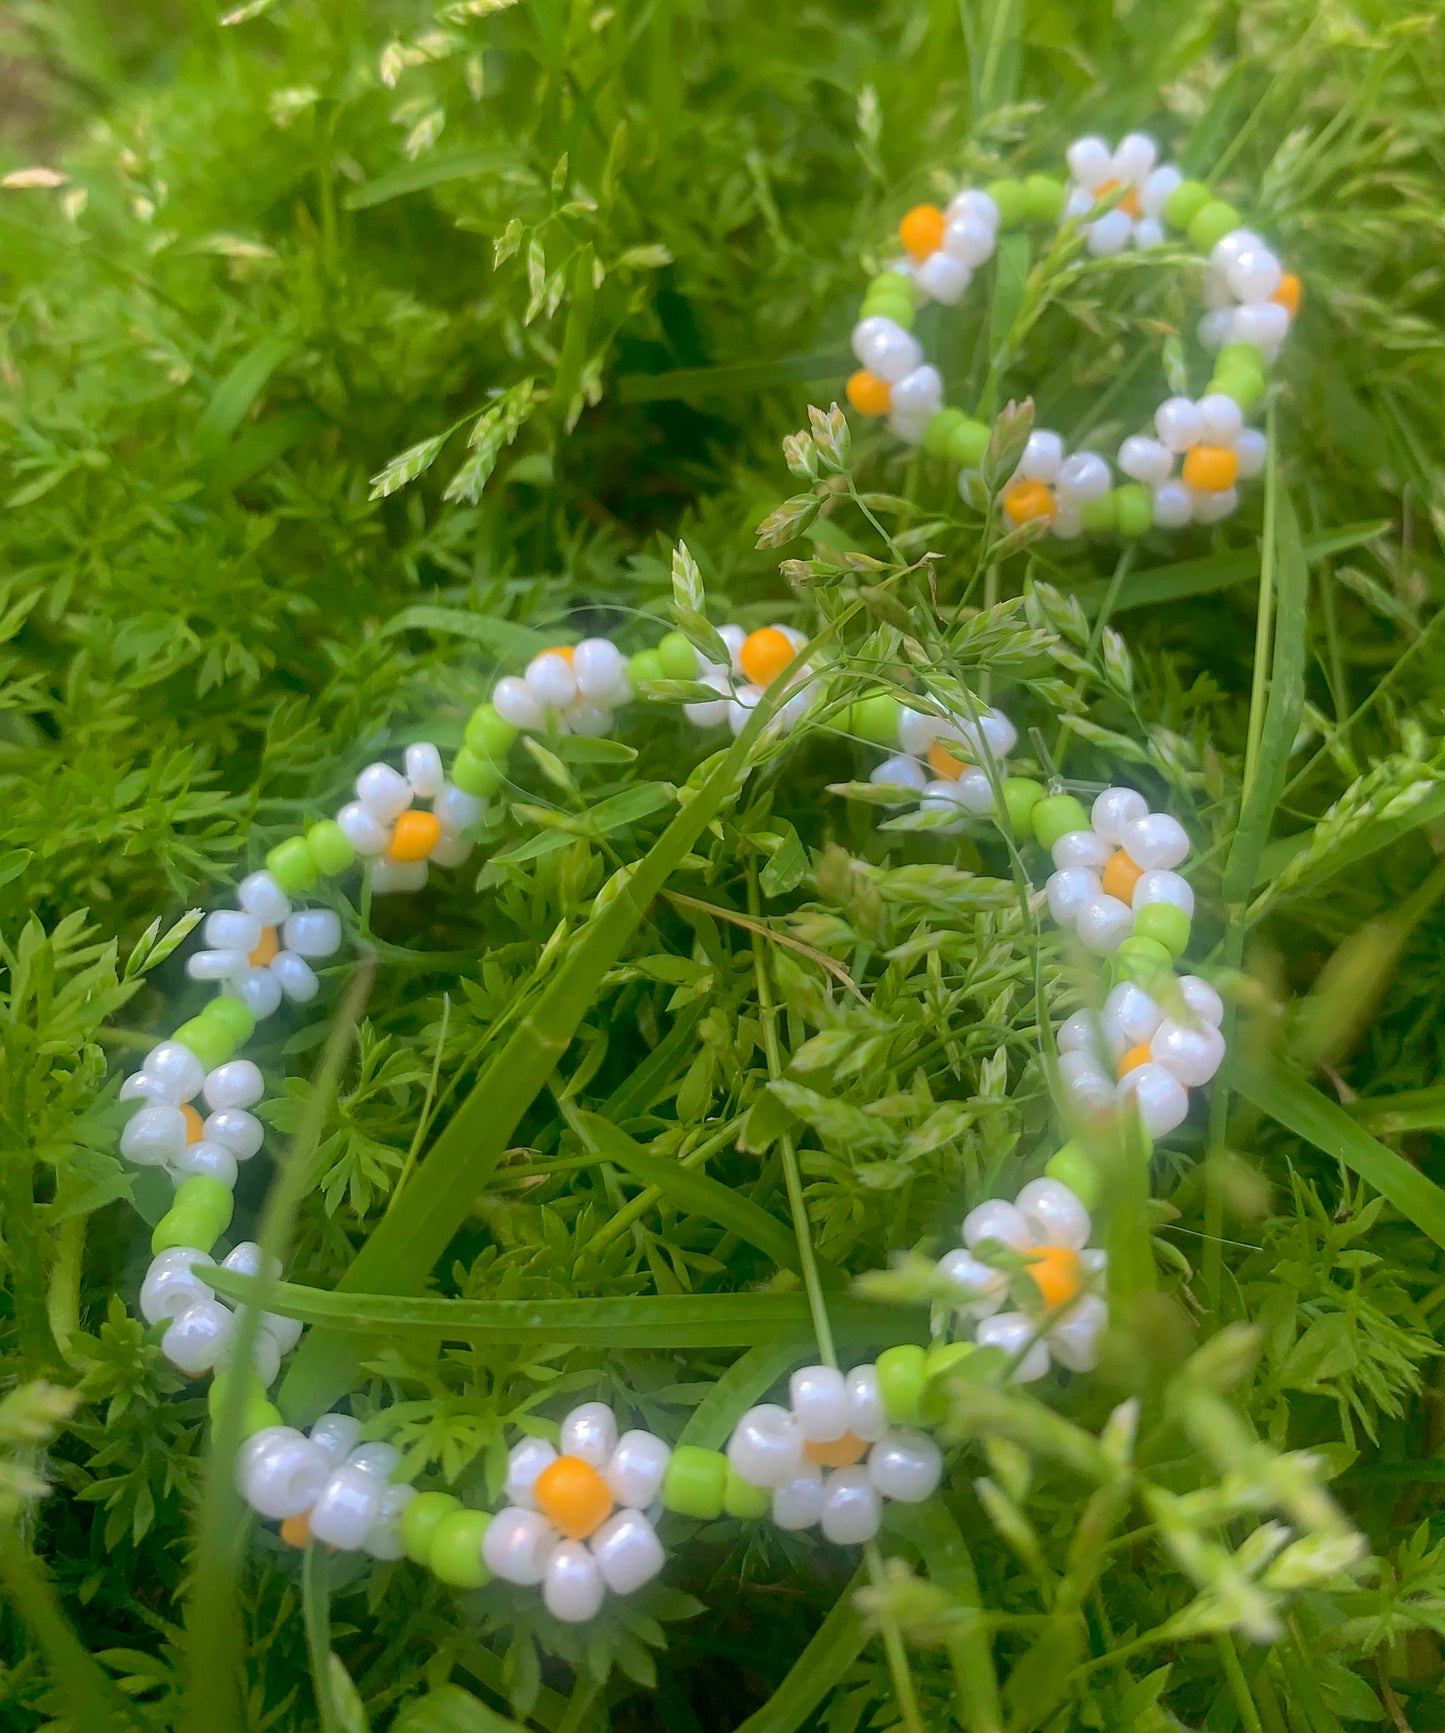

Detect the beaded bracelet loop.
[{"left": 846, "top": 131, "right": 1298, "bottom": 536}]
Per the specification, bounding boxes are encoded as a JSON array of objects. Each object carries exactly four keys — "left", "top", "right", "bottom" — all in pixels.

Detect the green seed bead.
[
  {"left": 306, "top": 820, "right": 356, "bottom": 879},
  {"left": 152, "top": 1207, "right": 215, "bottom": 1256},
  {"left": 1002, "top": 776, "right": 1044, "bottom": 839},
  {"left": 922, "top": 408, "right": 967, "bottom": 459},
  {"left": 660, "top": 1445, "right": 728, "bottom": 1520},
  {"left": 723, "top": 1463, "right": 771, "bottom": 1520},
  {"left": 208, "top": 1366, "right": 268, "bottom": 1423},
  {"left": 920, "top": 1341, "right": 976, "bottom": 1424},
  {"left": 1114, "top": 484, "right": 1154, "bottom": 539},
  {"left": 1208, "top": 367, "right": 1264, "bottom": 412},
  {"left": 946, "top": 417, "right": 991, "bottom": 469},
  {"left": 1132, "top": 901, "right": 1191, "bottom": 959},
  {"left": 861, "top": 291, "right": 915, "bottom": 330},
  {"left": 985, "top": 178, "right": 1028, "bottom": 228},
  {"left": 1080, "top": 489, "right": 1118, "bottom": 535},
  {"left": 876, "top": 1343, "right": 927, "bottom": 1425},
  {"left": 1044, "top": 1140, "right": 1100, "bottom": 1210},
  {"left": 204, "top": 997, "right": 255, "bottom": 1047},
  {"left": 627, "top": 648, "right": 665, "bottom": 686},
  {"left": 1022, "top": 174, "right": 1064, "bottom": 222},
  {"left": 176, "top": 1175, "right": 234, "bottom": 1236},
  {"left": 464, "top": 703, "right": 518, "bottom": 760},
  {"left": 171, "top": 1016, "right": 235, "bottom": 1072},
  {"left": 1032, "top": 794, "right": 1089, "bottom": 851},
  {"left": 1111, "top": 935, "right": 1174, "bottom": 989},
  {"left": 428, "top": 1508, "right": 492, "bottom": 1588},
  {"left": 402, "top": 1491, "right": 461, "bottom": 1566},
  {"left": 1187, "top": 200, "right": 1242, "bottom": 255},
  {"left": 451, "top": 747, "right": 503, "bottom": 799},
  {"left": 244, "top": 1397, "right": 284, "bottom": 1436},
  {"left": 265, "top": 836, "right": 317, "bottom": 896},
  {"left": 1217, "top": 342, "right": 1266, "bottom": 381},
  {"left": 868, "top": 271, "right": 913, "bottom": 301},
  {"left": 1163, "top": 179, "right": 1211, "bottom": 232},
  {"left": 657, "top": 631, "right": 700, "bottom": 680},
  {"left": 847, "top": 692, "right": 903, "bottom": 747}
]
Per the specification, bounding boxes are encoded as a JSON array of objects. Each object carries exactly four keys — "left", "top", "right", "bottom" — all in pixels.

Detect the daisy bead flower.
[
  {"left": 491, "top": 638, "right": 632, "bottom": 739},
  {"left": 845, "top": 315, "right": 944, "bottom": 446},
  {"left": 869, "top": 701, "right": 1018, "bottom": 833},
  {"left": 1063, "top": 132, "right": 1180, "bottom": 257},
  {"left": 942, "top": 1177, "right": 1107, "bottom": 1380},
  {"left": 1044, "top": 785, "right": 1195, "bottom": 957},
  {"left": 119, "top": 1043, "right": 268, "bottom": 1186},
  {"left": 186, "top": 870, "right": 342, "bottom": 1017},
  {"left": 334, "top": 742, "right": 483, "bottom": 896},
  {"left": 140, "top": 1240, "right": 303, "bottom": 1385},
  {"left": 679, "top": 623, "right": 814, "bottom": 737},
  {"left": 483, "top": 1402, "right": 671, "bottom": 1623},
  {"left": 1118, "top": 394, "right": 1267, "bottom": 529},
  {"left": 725, "top": 1364, "right": 942, "bottom": 1543},
  {"left": 979, "top": 428, "right": 1114, "bottom": 540},
  {"left": 1198, "top": 228, "right": 1301, "bottom": 361},
  {"left": 1057, "top": 972, "right": 1226, "bottom": 1139},
  {"left": 238, "top": 1411, "right": 417, "bottom": 1557},
  {"left": 896, "top": 188, "right": 1001, "bottom": 309}
]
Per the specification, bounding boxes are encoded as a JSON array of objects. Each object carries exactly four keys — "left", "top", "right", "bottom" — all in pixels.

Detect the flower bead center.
[
  {"left": 249, "top": 926, "right": 279, "bottom": 968},
  {"left": 534, "top": 1454, "right": 614, "bottom": 1540},
  {"left": 1093, "top": 177, "right": 1141, "bottom": 218},
  {"left": 1101, "top": 849, "right": 1144, "bottom": 903},
  {"left": 1117, "top": 1042, "right": 1153, "bottom": 1079},
  {"left": 739, "top": 627, "right": 794, "bottom": 689},
  {"left": 899, "top": 203, "right": 946, "bottom": 262},
  {"left": 1003, "top": 480, "right": 1056, "bottom": 526},
  {"left": 1180, "top": 445, "right": 1240, "bottom": 493},
  {"left": 926, "top": 741, "right": 969, "bottom": 781},
  {"left": 181, "top": 1102, "right": 205, "bottom": 1144},
  {"left": 803, "top": 1430, "right": 870, "bottom": 1469},
  {"left": 846, "top": 370, "right": 892, "bottom": 417},
  {"left": 1026, "top": 1245, "right": 1084, "bottom": 1310},
  {"left": 387, "top": 810, "right": 441, "bottom": 863}
]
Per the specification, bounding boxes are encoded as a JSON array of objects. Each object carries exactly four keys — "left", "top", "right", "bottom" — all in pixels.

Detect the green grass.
[{"left": 3, "top": 0, "right": 1445, "bottom": 1728}]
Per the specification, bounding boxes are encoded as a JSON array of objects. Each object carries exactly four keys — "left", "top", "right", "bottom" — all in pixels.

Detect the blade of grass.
[
  {"left": 676, "top": 1342, "right": 801, "bottom": 1449},
  {"left": 303, "top": 1544, "right": 342, "bottom": 1733},
  {"left": 733, "top": 1565, "right": 869, "bottom": 1733},
  {"left": 887, "top": 1503, "right": 1003, "bottom": 1733}
]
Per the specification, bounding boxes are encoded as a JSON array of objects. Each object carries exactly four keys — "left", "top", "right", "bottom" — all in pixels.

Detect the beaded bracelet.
[{"left": 846, "top": 131, "right": 1297, "bottom": 535}]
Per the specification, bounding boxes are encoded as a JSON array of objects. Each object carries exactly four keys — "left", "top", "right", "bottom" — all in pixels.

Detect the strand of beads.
[{"left": 846, "top": 132, "right": 1298, "bottom": 535}]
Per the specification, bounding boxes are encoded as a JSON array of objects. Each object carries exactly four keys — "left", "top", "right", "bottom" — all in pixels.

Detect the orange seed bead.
[
  {"left": 1002, "top": 480, "right": 1056, "bottom": 526},
  {"left": 1180, "top": 445, "right": 1239, "bottom": 493},
  {"left": 1101, "top": 849, "right": 1144, "bottom": 905},
  {"left": 534, "top": 1454, "right": 614, "bottom": 1541},
  {"left": 181, "top": 1102, "right": 205, "bottom": 1145},
  {"left": 1026, "top": 1246, "right": 1084, "bottom": 1310},
  {"left": 545, "top": 644, "right": 575, "bottom": 664},
  {"left": 738, "top": 627, "right": 795, "bottom": 689},
  {"left": 280, "top": 1511, "right": 312, "bottom": 1549},
  {"left": 1271, "top": 272, "right": 1301, "bottom": 317},
  {"left": 846, "top": 369, "right": 892, "bottom": 417},
  {"left": 1117, "top": 1042, "right": 1153, "bottom": 1079},
  {"left": 248, "top": 926, "right": 279, "bottom": 968},
  {"left": 926, "top": 741, "right": 969, "bottom": 782},
  {"left": 804, "top": 1431, "right": 870, "bottom": 1469},
  {"left": 898, "top": 203, "right": 946, "bottom": 262},
  {"left": 386, "top": 809, "right": 442, "bottom": 863}
]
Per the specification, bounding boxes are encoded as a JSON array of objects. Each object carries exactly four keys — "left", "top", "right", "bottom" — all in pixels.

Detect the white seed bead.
[
  {"left": 1017, "top": 429, "right": 1064, "bottom": 484},
  {"left": 1198, "top": 393, "right": 1244, "bottom": 445},
  {"left": 790, "top": 1366, "right": 849, "bottom": 1443},
  {"left": 1049, "top": 1292, "right": 1108, "bottom": 1372},
  {"left": 560, "top": 1402, "right": 618, "bottom": 1469},
  {"left": 336, "top": 801, "right": 390, "bottom": 857},
  {"left": 1179, "top": 976, "right": 1225, "bottom": 1027},
  {"left": 1139, "top": 164, "right": 1181, "bottom": 218},
  {"left": 140, "top": 1040, "right": 206, "bottom": 1105},
  {"left": 1118, "top": 1061, "right": 1190, "bottom": 1137},
  {"left": 952, "top": 768, "right": 995, "bottom": 815},
  {"left": 820, "top": 1466, "right": 883, "bottom": 1544},
  {"left": 1104, "top": 981, "right": 1164, "bottom": 1046},
  {"left": 1055, "top": 451, "right": 1111, "bottom": 505},
  {"left": 918, "top": 782, "right": 965, "bottom": 834},
  {"left": 974, "top": 1313, "right": 1050, "bottom": 1383},
  {"left": 171, "top": 1140, "right": 238, "bottom": 1187},
  {"left": 1046, "top": 868, "right": 1102, "bottom": 929},
  {"left": 346, "top": 1441, "right": 401, "bottom": 1481},
  {"left": 604, "top": 1431, "right": 671, "bottom": 1509},
  {"left": 1231, "top": 301, "right": 1289, "bottom": 351},
  {"left": 844, "top": 1365, "right": 889, "bottom": 1443},
  {"left": 890, "top": 364, "right": 943, "bottom": 418},
  {"left": 230, "top": 970, "right": 280, "bottom": 1019},
  {"left": 119, "top": 1071, "right": 171, "bottom": 1104},
  {"left": 1066, "top": 135, "right": 1114, "bottom": 190},
  {"left": 1059, "top": 1050, "right": 1115, "bottom": 1116},
  {"left": 1052, "top": 501, "right": 1084, "bottom": 541},
  {"left": 1117, "top": 436, "right": 1173, "bottom": 486},
  {"left": 870, "top": 756, "right": 927, "bottom": 800},
  {"left": 573, "top": 638, "right": 625, "bottom": 700},
  {"left": 355, "top": 762, "right": 412, "bottom": 824},
  {"left": 851, "top": 314, "right": 895, "bottom": 366},
  {"left": 1064, "top": 185, "right": 1093, "bottom": 220},
  {"left": 525, "top": 651, "right": 578, "bottom": 710},
  {"left": 120, "top": 1103, "right": 188, "bottom": 1166},
  {"left": 204, "top": 1108, "right": 263, "bottom": 1160},
  {"left": 727, "top": 689, "right": 761, "bottom": 737},
  {"left": 1152, "top": 481, "right": 1194, "bottom": 528},
  {"left": 403, "top": 742, "right": 444, "bottom": 799},
  {"left": 1226, "top": 247, "right": 1282, "bottom": 304},
  {"left": 948, "top": 188, "right": 998, "bottom": 229},
  {"left": 237, "top": 871, "right": 291, "bottom": 926},
  {"left": 433, "top": 783, "right": 485, "bottom": 834},
  {"left": 1197, "top": 309, "right": 1235, "bottom": 350},
  {"left": 238, "top": 1426, "right": 331, "bottom": 1519},
  {"left": 683, "top": 688, "right": 730, "bottom": 729},
  {"left": 915, "top": 251, "right": 970, "bottom": 304},
  {"left": 942, "top": 214, "right": 996, "bottom": 267},
  {"left": 938, "top": 1247, "right": 1007, "bottom": 1314},
  {"left": 162, "top": 1298, "right": 233, "bottom": 1375},
  {"left": 1151, "top": 1018, "right": 1226, "bottom": 1088},
  {"left": 258, "top": 1310, "right": 303, "bottom": 1355},
  {"left": 962, "top": 1198, "right": 1030, "bottom": 1252},
  {"left": 309, "top": 1465, "right": 384, "bottom": 1551},
  {"left": 203, "top": 1059, "right": 264, "bottom": 1111},
  {"left": 309, "top": 1414, "right": 363, "bottom": 1466},
  {"left": 1111, "top": 132, "right": 1157, "bottom": 183},
  {"left": 1155, "top": 397, "right": 1203, "bottom": 452},
  {"left": 282, "top": 909, "right": 341, "bottom": 959},
  {"left": 140, "top": 1248, "right": 217, "bottom": 1324},
  {"left": 1235, "top": 428, "right": 1267, "bottom": 478},
  {"left": 492, "top": 676, "right": 545, "bottom": 732},
  {"left": 979, "top": 707, "right": 1017, "bottom": 758},
  {"left": 771, "top": 1469, "right": 825, "bottom": 1531},
  {"left": 187, "top": 948, "right": 248, "bottom": 983},
  {"left": 1120, "top": 812, "right": 1189, "bottom": 871},
  {"left": 1210, "top": 228, "right": 1268, "bottom": 272},
  {"left": 890, "top": 405, "right": 935, "bottom": 447},
  {"left": 1075, "top": 894, "right": 1135, "bottom": 954},
  {"left": 855, "top": 319, "right": 922, "bottom": 384},
  {"left": 364, "top": 1485, "right": 417, "bottom": 1560},
  {"left": 271, "top": 951, "right": 319, "bottom": 1002},
  {"left": 727, "top": 1404, "right": 803, "bottom": 1489},
  {"left": 866, "top": 1429, "right": 941, "bottom": 1502},
  {"left": 368, "top": 860, "right": 428, "bottom": 896},
  {"left": 204, "top": 909, "right": 263, "bottom": 954},
  {"left": 1192, "top": 485, "right": 1238, "bottom": 524},
  {"left": 241, "top": 1326, "right": 281, "bottom": 1389},
  {"left": 897, "top": 706, "right": 943, "bottom": 756},
  {"left": 1132, "top": 215, "right": 1165, "bottom": 250},
  {"left": 591, "top": 1509, "right": 664, "bottom": 1596},
  {"left": 1090, "top": 786, "right": 1149, "bottom": 846},
  {"left": 483, "top": 1506, "right": 556, "bottom": 1585},
  {"left": 505, "top": 1436, "right": 558, "bottom": 1508},
  {"left": 543, "top": 1541, "right": 606, "bottom": 1623},
  {"left": 428, "top": 832, "right": 473, "bottom": 869},
  {"left": 1133, "top": 869, "right": 1194, "bottom": 917},
  {"left": 1057, "top": 1010, "right": 1109, "bottom": 1060},
  {"left": 1086, "top": 208, "right": 1133, "bottom": 257},
  {"left": 1052, "top": 829, "right": 1112, "bottom": 872},
  {"left": 1015, "top": 1178, "right": 1090, "bottom": 1251}
]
